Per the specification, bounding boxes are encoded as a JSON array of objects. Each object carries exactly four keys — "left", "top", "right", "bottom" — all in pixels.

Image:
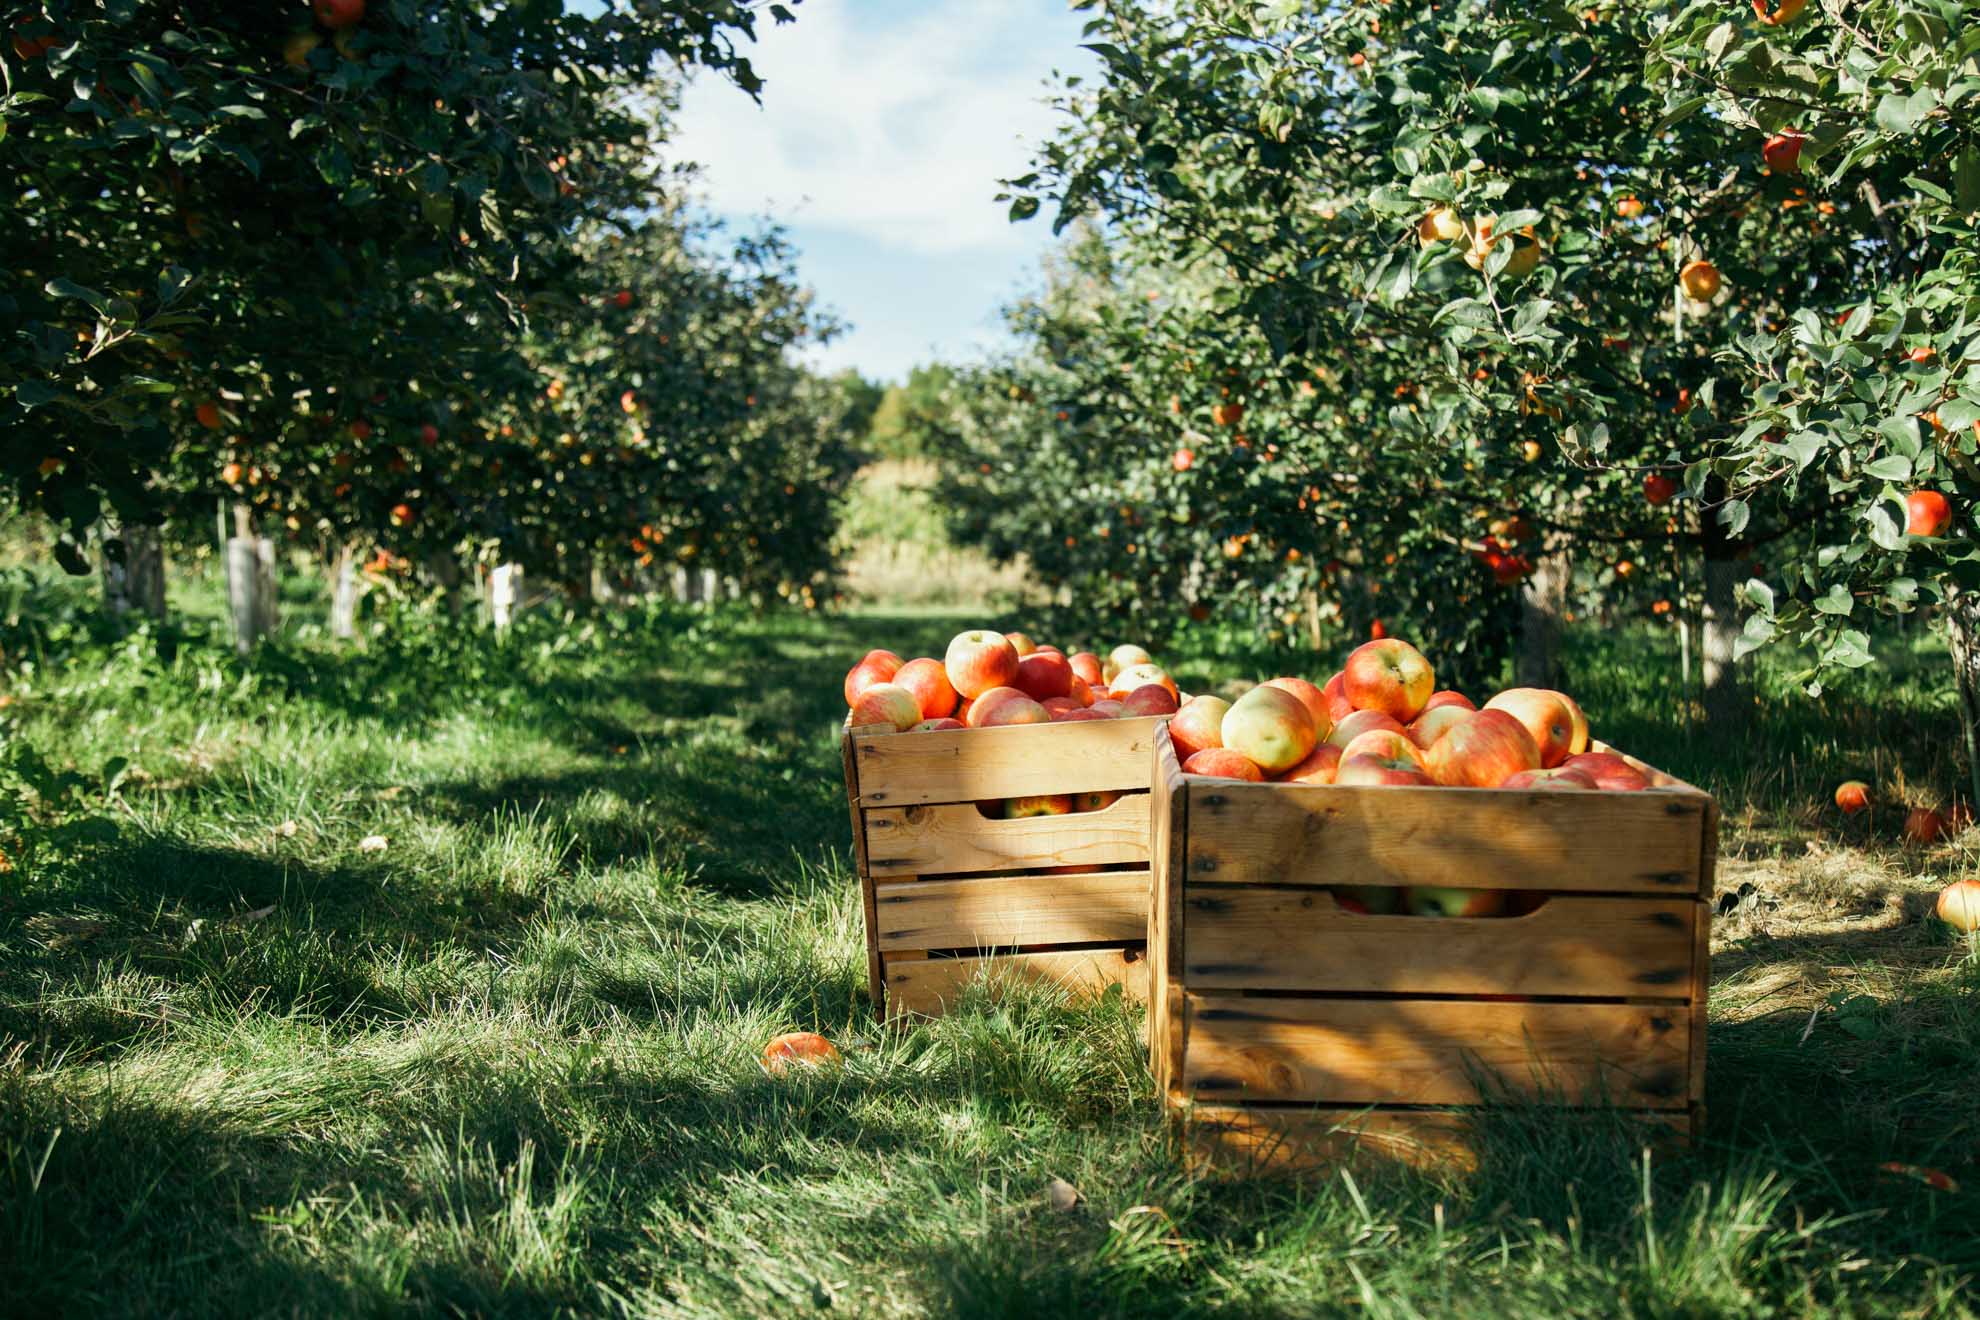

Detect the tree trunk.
[
  {"left": 1944, "top": 590, "right": 1980, "bottom": 812},
  {"left": 102, "top": 524, "right": 167, "bottom": 619},
  {"left": 225, "top": 509, "right": 277, "bottom": 654},
  {"left": 671, "top": 566, "right": 692, "bottom": 603},
  {"left": 1699, "top": 540, "right": 1748, "bottom": 729},
  {"left": 329, "top": 542, "right": 363, "bottom": 639},
  {"left": 489, "top": 563, "right": 522, "bottom": 630},
  {"left": 425, "top": 552, "right": 464, "bottom": 615},
  {"left": 1517, "top": 549, "right": 1568, "bottom": 689}
]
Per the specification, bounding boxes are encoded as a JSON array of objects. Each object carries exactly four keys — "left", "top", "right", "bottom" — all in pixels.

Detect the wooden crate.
[
  {"left": 1148, "top": 722, "right": 1715, "bottom": 1172},
  {"left": 842, "top": 715, "right": 1168, "bottom": 1017}
]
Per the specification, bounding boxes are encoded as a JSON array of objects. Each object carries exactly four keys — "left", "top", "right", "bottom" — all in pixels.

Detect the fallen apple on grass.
[
  {"left": 1936, "top": 880, "right": 1980, "bottom": 933},
  {"left": 1834, "top": 780, "right": 1871, "bottom": 815},
  {"left": 761, "top": 1031, "right": 841, "bottom": 1077}
]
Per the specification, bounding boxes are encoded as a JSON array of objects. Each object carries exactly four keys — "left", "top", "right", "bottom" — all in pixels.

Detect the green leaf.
[
  {"left": 1862, "top": 453, "right": 1912, "bottom": 481},
  {"left": 13, "top": 380, "right": 60, "bottom": 409},
  {"left": 1814, "top": 583, "right": 1854, "bottom": 615},
  {"left": 1719, "top": 498, "right": 1750, "bottom": 536},
  {"left": 1874, "top": 88, "right": 1936, "bottom": 134},
  {"left": 1008, "top": 196, "right": 1040, "bottom": 222}
]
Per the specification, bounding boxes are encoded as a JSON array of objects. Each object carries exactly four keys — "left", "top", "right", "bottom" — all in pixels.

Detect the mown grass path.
[{"left": 2, "top": 603, "right": 1976, "bottom": 1316}]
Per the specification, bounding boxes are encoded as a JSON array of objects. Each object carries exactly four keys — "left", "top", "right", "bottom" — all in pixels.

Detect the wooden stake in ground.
[
  {"left": 489, "top": 564, "right": 522, "bottom": 630},
  {"left": 329, "top": 543, "right": 364, "bottom": 639},
  {"left": 102, "top": 524, "right": 166, "bottom": 619}
]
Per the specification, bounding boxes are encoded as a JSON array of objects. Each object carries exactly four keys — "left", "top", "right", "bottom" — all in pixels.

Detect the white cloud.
[{"left": 670, "top": 0, "right": 1089, "bottom": 256}]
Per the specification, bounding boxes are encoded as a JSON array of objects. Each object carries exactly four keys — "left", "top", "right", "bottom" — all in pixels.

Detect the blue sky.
[{"left": 670, "top": 0, "right": 1099, "bottom": 384}]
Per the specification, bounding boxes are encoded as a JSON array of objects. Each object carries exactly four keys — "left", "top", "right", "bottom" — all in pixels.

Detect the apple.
[
  {"left": 1221, "top": 685, "right": 1319, "bottom": 774},
  {"left": 1417, "top": 205, "right": 1466, "bottom": 246},
  {"left": 1337, "top": 754, "right": 1433, "bottom": 787},
  {"left": 1014, "top": 650, "right": 1074, "bottom": 701},
  {"left": 1071, "top": 790, "right": 1122, "bottom": 813},
  {"left": 1319, "top": 672, "right": 1355, "bottom": 722},
  {"left": 1423, "top": 690, "right": 1476, "bottom": 713},
  {"left": 1556, "top": 692, "right": 1592, "bottom": 756},
  {"left": 1406, "top": 887, "right": 1508, "bottom": 918},
  {"left": 1182, "top": 748, "right": 1265, "bottom": 781},
  {"left": 1169, "top": 695, "right": 1231, "bottom": 761},
  {"left": 967, "top": 687, "right": 1050, "bottom": 728},
  {"left": 843, "top": 649, "right": 905, "bottom": 707},
  {"left": 1339, "top": 729, "right": 1424, "bottom": 768},
  {"left": 1484, "top": 688, "right": 1578, "bottom": 767},
  {"left": 1905, "top": 806, "right": 1947, "bottom": 844},
  {"left": 1104, "top": 644, "right": 1153, "bottom": 683},
  {"left": 312, "top": 0, "right": 366, "bottom": 32},
  {"left": 1068, "top": 652, "right": 1105, "bottom": 686},
  {"left": 1341, "top": 639, "right": 1435, "bottom": 722},
  {"left": 945, "top": 629, "right": 1021, "bottom": 698},
  {"left": 1834, "top": 780, "right": 1871, "bottom": 815},
  {"left": 848, "top": 683, "right": 921, "bottom": 732},
  {"left": 1280, "top": 743, "right": 1343, "bottom": 784},
  {"left": 892, "top": 657, "right": 958, "bottom": 720},
  {"left": 1405, "top": 704, "right": 1470, "bottom": 751},
  {"left": 761, "top": 1031, "right": 840, "bottom": 1076},
  {"left": 1678, "top": 260, "right": 1721, "bottom": 301},
  {"left": 912, "top": 717, "right": 964, "bottom": 732},
  {"left": 1643, "top": 473, "right": 1679, "bottom": 506},
  {"left": 1906, "top": 490, "right": 1952, "bottom": 537},
  {"left": 1936, "top": 880, "right": 1980, "bottom": 933},
  {"left": 1561, "top": 752, "right": 1650, "bottom": 792},
  {"left": 1004, "top": 631, "right": 1039, "bottom": 656},
  {"left": 1263, "top": 677, "right": 1335, "bottom": 741},
  {"left": 1088, "top": 699, "right": 1126, "bottom": 718},
  {"left": 1424, "top": 709, "right": 1541, "bottom": 788},
  {"left": 1326, "top": 708, "right": 1406, "bottom": 749},
  {"left": 1501, "top": 767, "right": 1598, "bottom": 791},
  {"left": 1332, "top": 885, "right": 1401, "bottom": 915},
  {"left": 1005, "top": 794, "right": 1073, "bottom": 818},
  {"left": 1121, "top": 684, "right": 1180, "bottom": 717},
  {"left": 1762, "top": 130, "right": 1806, "bottom": 174},
  {"left": 1041, "top": 697, "right": 1082, "bottom": 717},
  {"left": 1751, "top": 0, "right": 1807, "bottom": 24},
  {"left": 1109, "top": 662, "right": 1178, "bottom": 701},
  {"left": 1053, "top": 708, "right": 1111, "bottom": 722}
]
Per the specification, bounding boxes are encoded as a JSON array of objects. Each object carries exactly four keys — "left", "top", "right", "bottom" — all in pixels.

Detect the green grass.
[{"left": 1, "top": 570, "right": 1976, "bottom": 1317}]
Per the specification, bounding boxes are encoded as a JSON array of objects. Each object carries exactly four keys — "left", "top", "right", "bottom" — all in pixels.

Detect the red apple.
[
  {"left": 849, "top": 683, "right": 922, "bottom": 732},
  {"left": 892, "top": 657, "right": 958, "bottom": 720},
  {"left": 1424, "top": 709, "right": 1541, "bottom": 788},
  {"left": 761, "top": 1031, "right": 841, "bottom": 1076},
  {"left": 1332, "top": 885, "right": 1401, "bottom": 914},
  {"left": 1170, "top": 695, "right": 1231, "bottom": 762},
  {"left": 1053, "top": 708, "right": 1112, "bottom": 722},
  {"left": 1936, "top": 879, "right": 1980, "bottom": 933},
  {"left": 1005, "top": 794, "right": 1073, "bottom": 818},
  {"left": 1182, "top": 748, "right": 1265, "bottom": 781},
  {"left": 1262, "top": 677, "right": 1335, "bottom": 741},
  {"left": 967, "top": 687, "right": 1050, "bottom": 728},
  {"left": 1104, "top": 644, "right": 1153, "bottom": 683},
  {"left": 1484, "top": 688, "right": 1578, "bottom": 768},
  {"left": 1068, "top": 652, "right": 1105, "bottom": 686},
  {"left": 1762, "top": 129, "right": 1805, "bottom": 174},
  {"left": 1339, "top": 728, "right": 1424, "bottom": 768},
  {"left": 1068, "top": 675, "right": 1096, "bottom": 707},
  {"left": 1320, "top": 672, "right": 1355, "bottom": 721},
  {"left": 1088, "top": 699, "right": 1126, "bottom": 718},
  {"left": 1004, "top": 631, "right": 1039, "bottom": 656},
  {"left": 1337, "top": 754, "right": 1433, "bottom": 787},
  {"left": 1423, "top": 690, "right": 1476, "bottom": 713},
  {"left": 1556, "top": 692, "right": 1591, "bottom": 756},
  {"left": 1405, "top": 704, "right": 1470, "bottom": 751},
  {"left": 1501, "top": 767, "right": 1598, "bottom": 791},
  {"left": 1221, "top": 685, "right": 1319, "bottom": 774},
  {"left": 1121, "top": 683, "right": 1180, "bottom": 717},
  {"left": 1326, "top": 709, "right": 1407, "bottom": 749},
  {"left": 1406, "top": 887, "right": 1508, "bottom": 918},
  {"left": 1905, "top": 806, "right": 1948, "bottom": 844},
  {"left": 1041, "top": 697, "right": 1082, "bottom": 716},
  {"left": 1109, "top": 663, "right": 1178, "bottom": 701},
  {"left": 1906, "top": 489, "right": 1952, "bottom": 537},
  {"left": 945, "top": 629, "right": 1021, "bottom": 698},
  {"left": 1014, "top": 650, "right": 1074, "bottom": 701},
  {"left": 1834, "top": 780, "right": 1871, "bottom": 815},
  {"left": 1280, "top": 743, "right": 1343, "bottom": 784},
  {"left": 912, "top": 717, "right": 965, "bottom": 732},
  {"left": 1071, "top": 790, "right": 1122, "bottom": 813},
  {"left": 1341, "top": 638, "right": 1435, "bottom": 722},
  {"left": 842, "top": 649, "right": 903, "bottom": 707},
  {"left": 1561, "top": 752, "right": 1650, "bottom": 792}
]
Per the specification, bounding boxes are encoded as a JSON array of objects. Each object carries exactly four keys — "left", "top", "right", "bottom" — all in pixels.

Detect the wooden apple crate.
[
  {"left": 841, "top": 715, "right": 1170, "bottom": 1017},
  {"left": 1147, "top": 723, "right": 1716, "bottom": 1172}
]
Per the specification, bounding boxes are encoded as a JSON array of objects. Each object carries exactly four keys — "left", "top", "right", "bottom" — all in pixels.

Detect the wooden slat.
[
  {"left": 841, "top": 725, "right": 885, "bottom": 1012},
  {"left": 1691, "top": 796, "right": 1719, "bottom": 1117},
  {"left": 1150, "top": 725, "right": 1188, "bottom": 1098},
  {"left": 851, "top": 716, "right": 1165, "bottom": 807},
  {"left": 865, "top": 793, "right": 1150, "bottom": 876},
  {"left": 1181, "top": 996, "right": 1689, "bottom": 1109},
  {"left": 1185, "top": 780, "right": 1709, "bottom": 896},
  {"left": 885, "top": 947, "right": 1149, "bottom": 1018},
  {"left": 1183, "top": 888, "right": 1695, "bottom": 998},
  {"left": 1184, "top": 1104, "right": 1692, "bottom": 1175},
  {"left": 874, "top": 870, "right": 1148, "bottom": 950}
]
